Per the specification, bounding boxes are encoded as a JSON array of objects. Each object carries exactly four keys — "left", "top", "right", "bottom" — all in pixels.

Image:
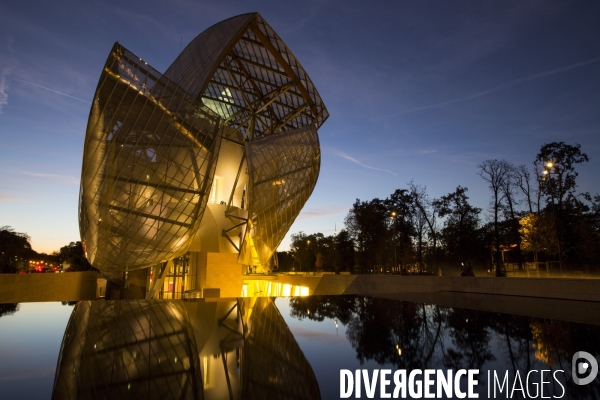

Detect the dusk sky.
[{"left": 1, "top": 1, "right": 599, "bottom": 253}]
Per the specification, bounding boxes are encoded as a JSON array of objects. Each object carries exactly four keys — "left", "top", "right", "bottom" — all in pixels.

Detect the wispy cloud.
[
  {"left": 297, "top": 205, "right": 350, "bottom": 220},
  {"left": 416, "top": 148, "right": 437, "bottom": 155},
  {"left": 406, "top": 56, "right": 600, "bottom": 113},
  {"left": 17, "top": 170, "right": 79, "bottom": 185},
  {"left": 0, "top": 69, "right": 8, "bottom": 113},
  {"left": 12, "top": 77, "right": 90, "bottom": 104},
  {"left": 330, "top": 149, "right": 397, "bottom": 176},
  {"left": 0, "top": 194, "right": 18, "bottom": 202}
]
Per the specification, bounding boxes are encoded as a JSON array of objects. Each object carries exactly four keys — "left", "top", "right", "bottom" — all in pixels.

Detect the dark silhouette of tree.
[
  {"left": 290, "top": 232, "right": 315, "bottom": 272},
  {"left": 335, "top": 230, "right": 355, "bottom": 272},
  {"left": 0, "top": 226, "right": 33, "bottom": 273},
  {"left": 408, "top": 183, "right": 439, "bottom": 268},
  {"left": 276, "top": 251, "right": 295, "bottom": 272},
  {"left": 442, "top": 308, "right": 495, "bottom": 370},
  {"left": 435, "top": 187, "right": 481, "bottom": 266},
  {"left": 387, "top": 188, "right": 418, "bottom": 267},
  {"left": 514, "top": 164, "right": 538, "bottom": 214},
  {"left": 501, "top": 163, "right": 525, "bottom": 270},
  {"left": 345, "top": 198, "right": 390, "bottom": 269},
  {"left": 535, "top": 142, "right": 589, "bottom": 210},
  {"left": 58, "top": 241, "right": 96, "bottom": 271},
  {"left": 478, "top": 160, "right": 511, "bottom": 276}
]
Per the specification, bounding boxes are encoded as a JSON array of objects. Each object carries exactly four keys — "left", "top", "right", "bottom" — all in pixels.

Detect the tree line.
[
  {"left": 0, "top": 226, "right": 95, "bottom": 273},
  {"left": 281, "top": 142, "right": 600, "bottom": 276}
]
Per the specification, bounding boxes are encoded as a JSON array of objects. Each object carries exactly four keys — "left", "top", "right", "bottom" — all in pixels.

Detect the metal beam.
[
  {"left": 251, "top": 26, "right": 318, "bottom": 116},
  {"left": 226, "top": 153, "right": 246, "bottom": 212},
  {"left": 146, "top": 261, "right": 169, "bottom": 299}
]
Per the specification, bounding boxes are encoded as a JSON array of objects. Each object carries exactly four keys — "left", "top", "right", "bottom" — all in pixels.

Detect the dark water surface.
[{"left": 0, "top": 296, "right": 598, "bottom": 399}]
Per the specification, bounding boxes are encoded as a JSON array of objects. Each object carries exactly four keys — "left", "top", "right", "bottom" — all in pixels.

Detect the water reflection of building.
[
  {"left": 78, "top": 13, "right": 328, "bottom": 298},
  {"left": 52, "top": 301, "right": 202, "bottom": 399},
  {"left": 52, "top": 298, "right": 320, "bottom": 399}
]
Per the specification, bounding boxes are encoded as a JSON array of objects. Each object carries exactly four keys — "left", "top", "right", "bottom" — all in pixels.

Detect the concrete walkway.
[
  {"left": 273, "top": 273, "right": 600, "bottom": 302},
  {"left": 0, "top": 272, "right": 99, "bottom": 303}
]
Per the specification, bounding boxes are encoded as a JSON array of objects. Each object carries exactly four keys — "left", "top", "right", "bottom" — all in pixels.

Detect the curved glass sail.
[
  {"left": 79, "top": 44, "right": 222, "bottom": 273},
  {"left": 240, "top": 126, "right": 320, "bottom": 268}
]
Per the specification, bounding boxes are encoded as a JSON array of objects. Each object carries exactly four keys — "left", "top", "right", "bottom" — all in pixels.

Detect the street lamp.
[
  {"left": 333, "top": 225, "right": 337, "bottom": 273},
  {"left": 390, "top": 212, "right": 396, "bottom": 272},
  {"left": 543, "top": 161, "right": 563, "bottom": 275},
  {"left": 306, "top": 240, "right": 310, "bottom": 272}
]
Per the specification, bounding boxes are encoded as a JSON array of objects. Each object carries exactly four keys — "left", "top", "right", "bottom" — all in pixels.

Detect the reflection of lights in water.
[{"left": 395, "top": 344, "right": 402, "bottom": 356}]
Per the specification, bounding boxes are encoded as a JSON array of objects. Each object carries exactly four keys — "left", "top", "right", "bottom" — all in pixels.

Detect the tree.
[
  {"left": 0, "top": 226, "right": 33, "bottom": 273},
  {"left": 478, "top": 160, "right": 511, "bottom": 276},
  {"left": 513, "top": 164, "right": 537, "bottom": 214},
  {"left": 535, "top": 142, "right": 589, "bottom": 210},
  {"left": 408, "top": 182, "right": 439, "bottom": 268},
  {"left": 276, "top": 251, "right": 295, "bottom": 272},
  {"left": 434, "top": 186, "right": 481, "bottom": 265},
  {"left": 501, "top": 163, "right": 524, "bottom": 270},
  {"left": 58, "top": 242, "right": 95, "bottom": 271},
  {"left": 345, "top": 198, "right": 390, "bottom": 269},
  {"left": 387, "top": 188, "right": 418, "bottom": 267},
  {"left": 519, "top": 213, "right": 558, "bottom": 258},
  {"left": 290, "top": 232, "right": 313, "bottom": 272},
  {"left": 315, "top": 252, "right": 325, "bottom": 270},
  {"left": 335, "top": 230, "right": 355, "bottom": 272}
]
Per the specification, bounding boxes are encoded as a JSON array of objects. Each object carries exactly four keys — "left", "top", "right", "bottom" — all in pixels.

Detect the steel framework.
[{"left": 79, "top": 13, "right": 328, "bottom": 275}]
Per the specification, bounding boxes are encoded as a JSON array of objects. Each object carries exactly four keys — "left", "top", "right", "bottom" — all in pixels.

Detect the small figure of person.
[{"left": 461, "top": 261, "right": 475, "bottom": 277}]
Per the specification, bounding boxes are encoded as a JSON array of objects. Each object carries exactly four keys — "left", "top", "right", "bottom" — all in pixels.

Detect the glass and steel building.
[{"left": 79, "top": 13, "right": 328, "bottom": 292}]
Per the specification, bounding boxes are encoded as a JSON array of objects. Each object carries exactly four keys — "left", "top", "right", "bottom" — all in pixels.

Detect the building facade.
[{"left": 79, "top": 13, "right": 328, "bottom": 297}]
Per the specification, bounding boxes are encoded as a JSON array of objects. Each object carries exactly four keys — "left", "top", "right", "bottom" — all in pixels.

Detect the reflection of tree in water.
[
  {"left": 0, "top": 303, "right": 19, "bottom": 318},
  {"left": 530, "top": 320, "right": 572, "bottom": 365},
  {"left": 289, "top": 295, "right": 357, "bottom": 325},
  {"left": 289, "top": 296, "right": 446, "bottom": 370},
  {"left": 530, "top": 320, "right": 600, "bottom": 400},
  {"left": 489, "top": 314, "right": 534, "bottom": 377},
  {"left": 288, "top": 295, "right": 600, "bottom": 399},
  {"left": 443, "top": 308, "right": 495, "bottom": 370}
]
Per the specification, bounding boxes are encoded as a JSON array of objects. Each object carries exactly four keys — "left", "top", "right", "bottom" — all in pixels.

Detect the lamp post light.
[
  {"left": 391, "top": 211, "right": 396, "bottom": 273},
  {"left": 543, "top": 161, "right": 564, "bottom": 275},
  {"left": 306, "top": 240, "right": 310, "bottom": 272},
  {"left": 334, "top": 225, "right": 337, "bottom": 273}
]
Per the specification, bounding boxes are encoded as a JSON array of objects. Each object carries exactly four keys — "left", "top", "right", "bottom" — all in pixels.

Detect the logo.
[{"left": 572, "top": 351, "right": 598, "bottom": 386}]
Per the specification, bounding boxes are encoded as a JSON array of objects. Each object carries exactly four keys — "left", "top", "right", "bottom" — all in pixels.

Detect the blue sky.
[{"left": 1, "top": 0, "right": 599, "bottom": 253}]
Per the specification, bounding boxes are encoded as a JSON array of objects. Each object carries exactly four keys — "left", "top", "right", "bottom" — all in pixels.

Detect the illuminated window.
[{"left": 210, "top": 177, "right": 219, "bottom": 204}]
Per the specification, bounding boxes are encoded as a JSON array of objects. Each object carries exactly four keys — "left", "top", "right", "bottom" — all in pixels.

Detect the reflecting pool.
[{"left": 0, "top": 296, "right": 599, "bottom": 399}]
